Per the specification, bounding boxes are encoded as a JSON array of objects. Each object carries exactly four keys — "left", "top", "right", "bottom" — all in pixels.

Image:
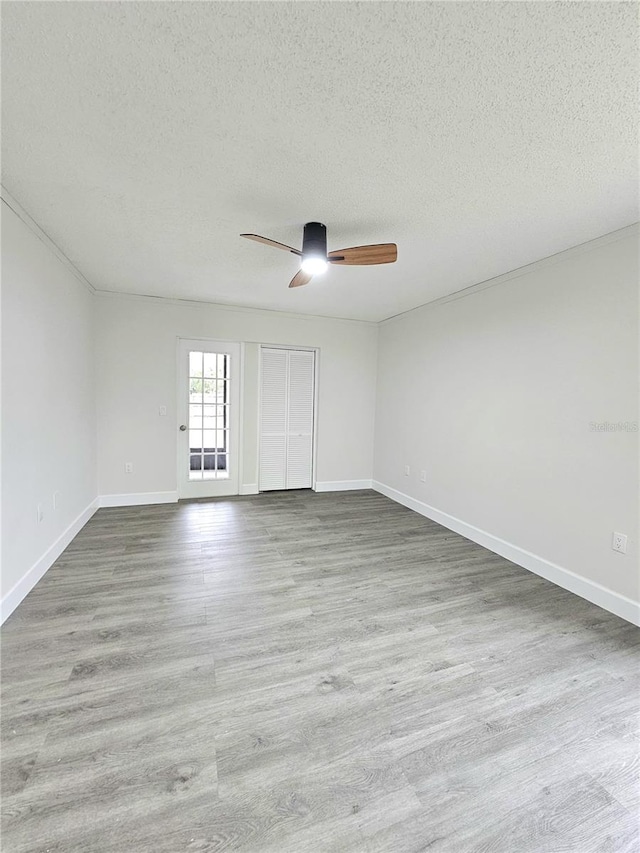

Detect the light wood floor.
[{"left": 1, "top": 490, "right": 638, "bottom": 852}]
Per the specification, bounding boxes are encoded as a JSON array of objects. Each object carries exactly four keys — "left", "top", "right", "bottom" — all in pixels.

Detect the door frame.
[
  {"left": 176, "top": 337, "right": 244, "bottom": 500},
  {"left": 256, "top": 344, "right": 320, "bottom": 492}
]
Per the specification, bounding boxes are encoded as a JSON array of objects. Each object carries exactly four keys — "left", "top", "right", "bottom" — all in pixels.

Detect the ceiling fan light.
[{"left": 301, "top": 255, "right": 328, "bottom": 276}]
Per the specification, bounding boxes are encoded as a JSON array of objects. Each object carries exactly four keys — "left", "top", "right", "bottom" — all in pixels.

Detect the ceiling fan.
[{"left": 240, "top": 222, "right": 397, "bottom": 288}]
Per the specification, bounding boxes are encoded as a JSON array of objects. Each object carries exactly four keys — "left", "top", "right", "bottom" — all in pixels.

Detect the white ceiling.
[{"left": 2, "top": 2, "right": 637, "bottom": 322}]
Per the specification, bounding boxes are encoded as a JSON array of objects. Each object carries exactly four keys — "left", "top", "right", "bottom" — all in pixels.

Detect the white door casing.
[
  {"left": 178, "top": 339, "right": 241, "bottom": 499},
  {"left": 259, "top": 347, "right": 315, "bottom": 491}
]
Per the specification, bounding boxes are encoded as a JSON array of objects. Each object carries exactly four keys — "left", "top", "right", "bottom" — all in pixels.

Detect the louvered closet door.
[
  {"left": 285, "top": 349, "right": 315, "bottom": 488},
  {"left": 259, "top": 348, "right": 288, "bottom": 490},
  {"left": 259, "top": 348, "right": 315, "bottom": 491}
]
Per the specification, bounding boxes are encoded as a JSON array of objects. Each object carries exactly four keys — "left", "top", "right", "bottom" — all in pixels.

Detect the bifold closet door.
[
  {"left": 259, "top": 348, "right": 315, "bottom": 491},
  {"left": 285, "top": 349, "right": 315, "bottom": 488},
  {"left": 259, "top": 348, "right": 288, "bottom": 490}
]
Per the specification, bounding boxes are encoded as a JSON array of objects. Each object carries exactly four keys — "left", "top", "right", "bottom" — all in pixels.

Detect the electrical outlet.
[
  {"left": 159, "top": 406, "right": 167, "bottom": 416},
  {"left": 404, "top": 465, "right": 410, "bottom": 476},
  {"left": 53, "top": 491, "right": 62, "bottom": 510},
  {"left": 420, "top": 471, "right": 426, "bottom": 483},
  {"left": 125, "top": 462, "right": 134, "bottom": 474},
  {"left": 612, "top": 532, "right": 627, "bottom": 554},
  {"left": 36, "top": 504, "right": 44, "bottom": 524}
]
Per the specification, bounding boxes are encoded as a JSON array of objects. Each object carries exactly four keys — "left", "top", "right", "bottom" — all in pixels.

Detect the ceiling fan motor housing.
[{"left": 302, "top": 222, "right": 327, "bottom": 259}]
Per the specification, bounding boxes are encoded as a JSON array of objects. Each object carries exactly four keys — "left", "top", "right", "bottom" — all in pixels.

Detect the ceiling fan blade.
[
  {"left": 289, "top": 269, "right": 313, "bottom": 288},
  {"left": 328, "top": 243, "right": 397, "bottom": 265},
  {"left": 240, "top": 234, "right": 302, "bottom": 256}
]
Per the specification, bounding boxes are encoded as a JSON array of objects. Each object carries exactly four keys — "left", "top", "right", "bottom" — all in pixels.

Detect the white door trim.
[
  {"left": 257, "top": 344, "right": 319, "bottom": 492},
  {"left": 177, "top": 338, "right": 242, "bottom": 499}
]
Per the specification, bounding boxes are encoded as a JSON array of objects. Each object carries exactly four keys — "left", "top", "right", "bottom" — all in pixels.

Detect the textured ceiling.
[{"left": 2, "top": 2, "right": 638, "bottom": 322}]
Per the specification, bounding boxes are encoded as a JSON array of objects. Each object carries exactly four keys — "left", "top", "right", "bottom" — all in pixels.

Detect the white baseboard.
[
  {"left": 240, "top": 484, "right": 259, "bottom": 496},
  {"left": 314, "top": 479, "right": 373, "bottom": 493},
  {"left": 0, "top": 498, "right": 99, "bottom": 624},
  {"left": 98, "top": 491, "right": 178, "bottom": 508},
  {"left": 372, "top": 481, "right": 640, "bottom": 627}
]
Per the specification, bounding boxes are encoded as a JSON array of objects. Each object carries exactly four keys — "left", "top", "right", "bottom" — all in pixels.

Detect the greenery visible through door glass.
[
  {"left": 189, "top": 378, "right": 204, "bottom": 397},
  {"left": 202, "top": 379, "right": 216, "bottom": 399}
]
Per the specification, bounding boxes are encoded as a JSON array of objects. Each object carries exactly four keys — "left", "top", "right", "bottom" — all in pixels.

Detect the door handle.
[{"left": 179, "top": 424, "right": 187, "bottom": 431}]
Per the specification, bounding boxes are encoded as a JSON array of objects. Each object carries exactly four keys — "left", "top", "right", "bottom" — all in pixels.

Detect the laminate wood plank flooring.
[{"left": 1, "top": 490, "right": 638, "bottom": 852}]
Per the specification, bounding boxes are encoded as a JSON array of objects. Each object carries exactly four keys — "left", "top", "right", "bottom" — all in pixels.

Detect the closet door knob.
[{"left": 179, "top": 424, "right": 187, "bottom": 431}]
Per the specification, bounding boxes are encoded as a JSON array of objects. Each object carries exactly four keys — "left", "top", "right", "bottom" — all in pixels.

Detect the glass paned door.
[
  {"left": 178, "top": 340, "right": 240, "bottom": 498},
  {"left": 188, "top": 351, "right": 230, "bottom": 481}
]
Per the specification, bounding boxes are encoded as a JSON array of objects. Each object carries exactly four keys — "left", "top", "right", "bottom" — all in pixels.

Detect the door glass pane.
[
  {"left": 202, "top": 454, "right": 218, "bottom": 479},
  {"left": 190, "top": 454, "right": 203, "bottom": 479},
  {"left": 203, "top": 353, "right": 217, "bottom": 378},
  {"left": 189, "top": 352, "right": 203, "bottom": 377},
  {"left": 188, "top": 350, "right": 231, "bottom": 480}
]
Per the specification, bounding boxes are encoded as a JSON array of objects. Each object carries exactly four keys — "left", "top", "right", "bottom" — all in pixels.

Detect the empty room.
[{"left": 1, "top": 2, "right": 638, "bottom": 852}]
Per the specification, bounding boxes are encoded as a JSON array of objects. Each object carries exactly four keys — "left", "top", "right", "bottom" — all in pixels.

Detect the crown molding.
[
  {"left": 380, "top": 222, "right": 640, "bottom": 325},
  {"left": 1, "top": 185, "right": 96, "bottom": 294},
  {"left": 93, "top": 288, "right": 378, "bottom": 326}
]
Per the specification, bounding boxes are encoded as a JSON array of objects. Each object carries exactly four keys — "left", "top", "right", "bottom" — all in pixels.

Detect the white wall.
[
  {"left": 95, "top": 294, "right": 378, "bottom": 498},
  {"left": 1, "top": 201, "right": 97, "bottom": 617},
  {"left": 374, "top": 228, "right": 639, "bottom": 617}
]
